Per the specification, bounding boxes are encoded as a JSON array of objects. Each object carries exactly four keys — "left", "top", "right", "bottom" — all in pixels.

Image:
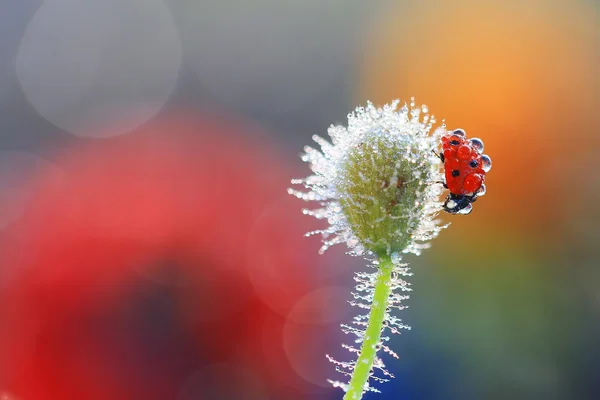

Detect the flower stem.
[{"left": 343, "top": 255, "right": 393, "bottom": 400}]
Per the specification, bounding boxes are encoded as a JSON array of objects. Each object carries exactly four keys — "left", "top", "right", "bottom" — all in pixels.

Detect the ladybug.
[{"left": 438, "top": 128, "right": 492, "bottom": 215}]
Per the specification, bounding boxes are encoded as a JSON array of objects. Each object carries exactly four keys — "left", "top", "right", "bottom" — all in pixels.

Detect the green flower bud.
[{"left": 290, "top": 99, "right": 446, "bottom": 258}]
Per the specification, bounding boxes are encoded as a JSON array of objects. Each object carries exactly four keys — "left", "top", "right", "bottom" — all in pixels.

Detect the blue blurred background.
[{"left": 0, "top": 1, "right": 598, "bottom": 399}]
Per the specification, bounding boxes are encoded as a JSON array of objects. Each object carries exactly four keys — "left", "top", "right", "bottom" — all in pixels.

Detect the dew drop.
[
  {"left": 458, "top": 203, "right": 473, "bottom": 215},
  {"left": 478, "top": 184, "right": 487, "bottom": 196},
  {"left": 347, "top": 238, "right": 359, "bottom": 248},
  {"left": 433, "top": 127, "right": 447, "bottom": 136},
  {"left": 390, "top": 252, "right": 402, "bottom": 264},
  {"left": 469, "top": 138, "right": 484, "bottom": 154},
  {"left": 481, "top": 154, "right": 492, "bottom": 172}
]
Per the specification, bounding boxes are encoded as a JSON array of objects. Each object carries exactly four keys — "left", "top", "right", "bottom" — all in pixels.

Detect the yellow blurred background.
[{"left": 359, "top": 1, "right": 599, "bottom": 398}]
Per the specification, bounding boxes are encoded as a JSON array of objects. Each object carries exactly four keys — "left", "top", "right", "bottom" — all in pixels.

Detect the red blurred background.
[{"left": 0, "top": 113, "right": 355, "bottom": 399}]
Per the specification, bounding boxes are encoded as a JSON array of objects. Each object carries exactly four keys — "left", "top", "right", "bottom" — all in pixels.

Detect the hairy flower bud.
[{"left": 290, "top": 99, "right": 447, "bottom": 258}]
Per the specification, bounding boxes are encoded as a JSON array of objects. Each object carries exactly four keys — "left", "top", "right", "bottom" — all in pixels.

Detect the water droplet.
[
  {"left": 477, "top": 184, "right": 486, "bottom": 196},
  {"left": 434, "top": 127, "right": 446, "bottom": 136},
  {"left": 469, "top": 138, "right": 484, "bottom": 154},
  {"left": 452, "top": 128, "right": 466, "bottom": 137},
  {"left": 458, "top": 203, "right": 473, "bottom": 214},
  {"left": 347, "top": 238, "right": 359, "bottom": 247},
  {"left": 481, "top": 154, "right": 492, "bottom": 172}
]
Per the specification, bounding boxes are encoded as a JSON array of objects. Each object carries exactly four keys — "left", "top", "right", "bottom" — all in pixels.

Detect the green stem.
[{"left": 343, "top": 255, "right": 394, "bottom": 400}]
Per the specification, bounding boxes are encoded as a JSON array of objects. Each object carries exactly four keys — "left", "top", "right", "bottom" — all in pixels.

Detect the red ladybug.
[{"left": 438, "top": 129, "right": 492, "bottom": 214}]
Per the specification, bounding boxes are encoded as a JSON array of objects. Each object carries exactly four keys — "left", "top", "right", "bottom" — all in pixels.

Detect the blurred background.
[{"left": 0, "top": 0, "right": 598, "bottom": 399}]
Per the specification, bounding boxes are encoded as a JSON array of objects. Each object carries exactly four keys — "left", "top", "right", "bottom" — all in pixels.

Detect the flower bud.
[{"left": 290, "top": 100, "right": 447, "bottom": 258}]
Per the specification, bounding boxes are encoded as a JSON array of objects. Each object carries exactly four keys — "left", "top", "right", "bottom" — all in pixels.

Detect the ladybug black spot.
[
  {"left": 469, "top": 160, "right": 479, "bottom": 168},
  {"left": 451, "top": 170, "right": 460, "bottom": 177},
  {"left": 449, "top": 140, "right": 460, "bottom": 146}
]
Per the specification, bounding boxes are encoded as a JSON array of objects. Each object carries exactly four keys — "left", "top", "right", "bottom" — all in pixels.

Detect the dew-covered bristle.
[
  {"left": 289, "top": 99, "right": 449, "bottom": 393},
  {"left": 325, "top": 259, "right": 413, "bottom": 394}
]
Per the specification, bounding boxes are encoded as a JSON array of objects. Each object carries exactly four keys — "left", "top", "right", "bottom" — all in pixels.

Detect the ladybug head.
[
  {"left": 442, "top": 193, "right": 474, "bottom": 215},
  {"left": 441, "top": 129, "right": 467, "bottom": 148}
]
